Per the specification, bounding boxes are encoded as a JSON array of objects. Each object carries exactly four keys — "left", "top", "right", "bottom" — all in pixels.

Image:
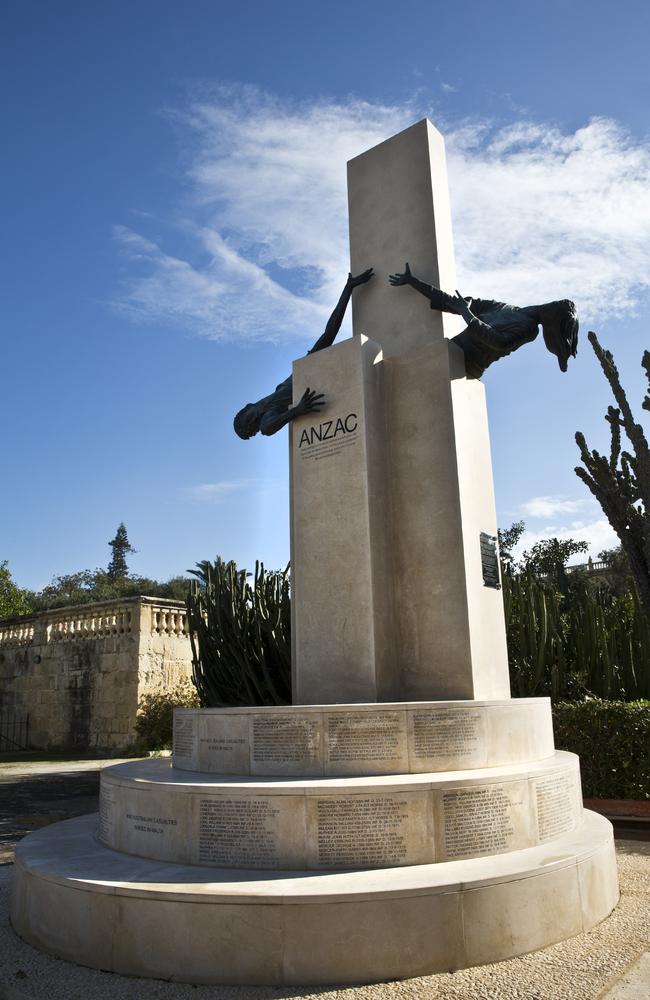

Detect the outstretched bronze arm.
[
  {"left": 388, "top": 262, "right": 463, "bottom": 313},
  {"left": 259, "top": 388, "right": 325, "bottom": 436},
  {"left": 233, "top": 268, "right": 374, "bottom": 440},
  {"left": 309, "top": 268, "right": 374, "bottom": 355}
]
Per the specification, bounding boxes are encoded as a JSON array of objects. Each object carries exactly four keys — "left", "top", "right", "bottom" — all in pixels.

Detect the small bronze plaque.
[{"left": 480, "top": 532, "right": 501, "bottom": 589}]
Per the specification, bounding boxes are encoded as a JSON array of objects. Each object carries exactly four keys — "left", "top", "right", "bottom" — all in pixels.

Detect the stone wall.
[{"left": 0, "top": 597, "right": 193, "bottom": 751}]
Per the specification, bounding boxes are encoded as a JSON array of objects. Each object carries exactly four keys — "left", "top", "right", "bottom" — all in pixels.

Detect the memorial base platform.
[
  {"left": 11, "top": 810, "right": 617, "bottom": 986},
  {"left": 10, "top": 700, "right": 619, "bottom": 984}
]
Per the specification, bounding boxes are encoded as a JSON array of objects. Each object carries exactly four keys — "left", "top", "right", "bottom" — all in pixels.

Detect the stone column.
[
  {"left": 346, "top": 118, "right": 510, "bottom": 701},
  {"left": 290, "top": 335, "right": 395, "bottom": 704},
  {"left": 347, "top": 118, "right": 458, "bottom": 357}
]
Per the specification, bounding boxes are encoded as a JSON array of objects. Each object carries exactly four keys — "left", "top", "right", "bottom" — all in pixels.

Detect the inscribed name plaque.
[
  {"left": 197, "top": 713, "right": 249, "bottom": 774},
  {"left": 98, "top": 783, "right": 115, "bottom": 844},
  {"left": 438, "top": 780, "right": 530, "bottom": 860},
  {"left": 307, "top": 791, "right": 432, "bottom": 869},
  {"left": 120, "top": 791, "right": 184, "bottom": 862},
  {"left": 409, "top": 707, "right": 486, "bottom": 770},
  {"left": 172, "top": 711, "right": 197, "bottom": 768},
  {"left": 251, "top": 713, "right": 322, "bottom": 775},
  {"left": 190, "top": 793, "right": 305, "bottom": 870},
  {"left": 534, "top": 770, "right": 581, "bottom": 842},
  {"left": 325, "top": 710, "right": 408, "bottom": 774}
]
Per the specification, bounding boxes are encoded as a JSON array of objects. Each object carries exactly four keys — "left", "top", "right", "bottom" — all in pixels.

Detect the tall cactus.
[
  {"left": 575, "top": 332, "right": 650, "bottom": 618},
  {"left": 186, "top": 558, "right": 291, "bottom": 707},
  {"left": 502, "top": 569, "right": 650, "bottom": 700}
]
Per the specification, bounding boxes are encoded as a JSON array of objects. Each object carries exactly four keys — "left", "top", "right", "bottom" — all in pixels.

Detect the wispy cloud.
[
  {"left": 441, "top": 82, "right": 458, "bottom": 94},
  {"left": 183, "top": 478, "right": 283, "bottom": 501},
  {"left": 113, "top": 86, "right": 650, "bottom": 343},
  {"left": 184, "top": 480, "right": 255, "bottom": 501},
  {"left": 521, "top": 495, "right": 590, "bottom": 518}
]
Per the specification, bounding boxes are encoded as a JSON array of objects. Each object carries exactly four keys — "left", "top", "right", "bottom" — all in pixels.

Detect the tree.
[
  {"left": 520, "top": 537, "right": 589, "bottom": 578},
  {"left": 497, "top": 521, "right": 525, "bottom": 574},
  {"left": 575, "top": 332, "right": 650, "bottom": 618},
  {"left": 0, "top": 561, "right": 32, "bottom": 618},
  {"left": 107, "top": 523, "right": 136, "bottom": 579}
]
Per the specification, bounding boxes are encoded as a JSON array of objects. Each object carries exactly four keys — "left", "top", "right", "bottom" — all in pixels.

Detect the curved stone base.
[
  {"left": 11, "top": 811, "right": 618, "bottom": 986},
  {"left": 99, "top": 752, "right": 583, "bottom": 870},
  {"left": 173, "top": 699, "right": 554, "bottom": 776}
]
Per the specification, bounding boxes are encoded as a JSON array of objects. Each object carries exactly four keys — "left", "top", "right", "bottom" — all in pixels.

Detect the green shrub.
[
  {"left": 135, "top": 680, "right": 199, "bottom": 751},
  {"left": 553, "top": 699, "right": 650, "bottom": 800}
]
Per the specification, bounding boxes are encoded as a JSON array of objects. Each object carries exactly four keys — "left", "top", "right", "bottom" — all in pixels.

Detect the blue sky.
[{"left": 3, "top": 0, "right": 650, "bottom": 590}]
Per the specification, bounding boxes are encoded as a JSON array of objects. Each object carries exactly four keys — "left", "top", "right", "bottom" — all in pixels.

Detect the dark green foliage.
[
  {"left": 553, "top": 700, "right": 650, "bottom": 800},
  {"left": 24, "top": 570, "right": 191, "bottom": 612},
  {"left": 598, "top": 546, "right": 636, "bottom": 597},
  {"left": 187, "top": 558, "right": 291, "bottom": 707},
  {"left": 0, "top": 561, "right": 33, "bottom": 617},
  {"left": 107, "top": 523, "right": 136, "bottom": 579},
  {"left": 135, "top": 681, "right": 199, "bottom": 751},
  {"left": 504, "top": 570, "right": 650, "bottom": 700},
  {"left": 521, "top": 537, "right": 589, "bottom": 582},
  {"left": 575, "top": 332, "right": 650, "bottom": 618},
  {"left": 497, "top": 521, "right": 525, "bottom": 574}
]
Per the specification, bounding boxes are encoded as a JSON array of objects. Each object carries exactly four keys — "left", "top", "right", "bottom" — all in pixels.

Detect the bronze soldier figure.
[
  {"left": 234, "top": 269, "right": 373, "bottom": 439},
  {"left": 388, "top": 262, "right": 578, "bottom": 378}
]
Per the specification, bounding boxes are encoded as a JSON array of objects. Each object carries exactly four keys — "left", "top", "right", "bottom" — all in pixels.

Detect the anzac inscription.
[
  {"left": 198, "top": 798, "right": 280, "bottom": 867},
  {"left": 252, "top": 715, "right": 320, "bottom": 764},
  {"left": 173, "top": 714, "right": 196, "bottom": 761},
  {"left": 443, "top": 784, "right": 516, "bottom": 858},
  {"left": 327, "top": 711, "right": 403, "bottom": 762},
  {"left": 412, "top": 708, "right": 482, "bottom": 761},
  {"left": 316, "top": 795, "right": 410, "bottom": 867},
  {"left": 98, "top": 785, "right": 115, "bottom": 843},
  {"left": 298, "top": 413, "right": 359, "bottom": 462},
  {"left": 535, "top": 772, "right": 578, "bottom": 842}
]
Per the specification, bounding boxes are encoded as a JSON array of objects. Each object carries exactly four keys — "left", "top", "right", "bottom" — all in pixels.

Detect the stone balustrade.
[{"left": 0, "top": 596, "right": 193, "bottom": 751}]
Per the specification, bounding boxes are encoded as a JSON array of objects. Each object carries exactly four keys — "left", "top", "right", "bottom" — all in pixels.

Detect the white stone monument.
[
  {"left": 12, "top": 120, "right": 618, "bottom": 987},
  {"left": 292, "top": 119, "right": 509, "bottom": 704}
]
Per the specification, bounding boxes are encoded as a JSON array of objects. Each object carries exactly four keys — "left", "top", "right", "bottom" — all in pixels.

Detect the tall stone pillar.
[
  {"left": 291, "top": 118, "right": 509, "bottom": 704},
  {"left": 290, "top": 335, "right": 395, "bottom": 704}
]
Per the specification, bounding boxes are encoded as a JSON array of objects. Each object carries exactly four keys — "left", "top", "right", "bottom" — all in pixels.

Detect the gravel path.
[{"left": 0, "top": 841, "right": 648, "bottom": 1000}]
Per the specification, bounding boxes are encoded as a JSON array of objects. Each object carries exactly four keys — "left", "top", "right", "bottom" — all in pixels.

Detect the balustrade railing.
[
  {"left": 0, "top": 597, "right": 189, "bottom": 648},
  {"left": 151, "top": 606, "right": 188, "bottom": 636},
  {"left": 0, "top": 621, "right": 35, "bottom": 646}
]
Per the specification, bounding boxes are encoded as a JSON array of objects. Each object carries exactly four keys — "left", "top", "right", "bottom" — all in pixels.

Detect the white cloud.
[
  {"left": 521, "top": 495, "right": 590, "bottom": 518},
  {"left": 113, "top": 87, "right": 650, "bottom": 343},
  {"left": 441, "top": 82, "right": 458, "bottom": 94},
  {"left": 184, "top": 478, "right": 282, "bottom": 501},
  {"left": 447, "top": 117, "right": 650, "bottom": 319},
  {"left": 184, "top": 480, "right": 254, "bottom": 500}
]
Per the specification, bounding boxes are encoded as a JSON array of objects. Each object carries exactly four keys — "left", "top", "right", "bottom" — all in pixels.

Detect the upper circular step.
[
  {"left": 172, "top": 699, "right": 554, "bottom": 777},
  {"left": 99, "top": 751, "right": 582, "bottom": 871}
]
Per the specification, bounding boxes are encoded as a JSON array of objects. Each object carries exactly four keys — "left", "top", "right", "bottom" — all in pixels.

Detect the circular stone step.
[
  {"left": 99, "top": 752, "right": 583, "bottom": 870},
  {"left": 173, "top": 699, "right": 554, "bottom": 776},
  {"left": 11, "top": 810, "right": 619, "bottom": 986}
]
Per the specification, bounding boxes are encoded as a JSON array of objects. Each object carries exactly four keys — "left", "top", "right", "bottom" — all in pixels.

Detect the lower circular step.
[{"left": 11, "top": 810, "right": 618, "bottom": 986}]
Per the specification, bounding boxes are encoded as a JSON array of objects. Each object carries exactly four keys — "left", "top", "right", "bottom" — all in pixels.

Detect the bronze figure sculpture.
[
  {"left": 234, "top": 269, "right": 373, "bottom": 439},
  {"left": 388, "top": 262, "right": 578, "bottom": 378}
]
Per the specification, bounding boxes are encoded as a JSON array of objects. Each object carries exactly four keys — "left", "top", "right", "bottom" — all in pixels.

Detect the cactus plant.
[{"left": 186, "top": 558, "right": 291, "bottom": 707}]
